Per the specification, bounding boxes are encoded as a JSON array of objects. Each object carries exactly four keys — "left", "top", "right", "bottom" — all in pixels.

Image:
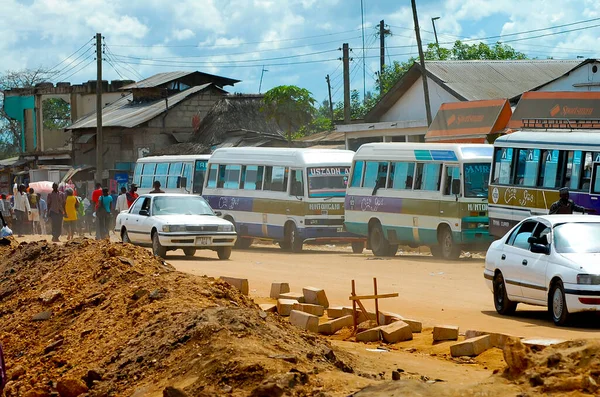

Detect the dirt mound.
[
  {"left": 0, "top": 239, "right": 353, "bottom": 397},
  {"left": 504, "top": 338, "right": 600, "bottom": 395}
]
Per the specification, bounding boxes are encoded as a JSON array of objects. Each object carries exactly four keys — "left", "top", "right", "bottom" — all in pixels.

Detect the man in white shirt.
[
  {"left": 115, "top": 186, "right": 128, "bottom": 214},
  {"left": 12, "top": 182, "right": 31, "bottom": 237}
]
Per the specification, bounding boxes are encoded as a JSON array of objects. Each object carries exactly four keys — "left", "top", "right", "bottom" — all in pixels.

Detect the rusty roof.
[{"left": 69, "top": 83, "right": 225, "bottom": 130}]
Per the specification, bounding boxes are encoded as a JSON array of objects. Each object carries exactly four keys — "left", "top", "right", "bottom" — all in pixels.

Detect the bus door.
[
  {"left": 590, "top": 161, "right": 600, "bottom": 207},
  {"left": 441, "top": 164, "right": 461, "bottom": 227}
]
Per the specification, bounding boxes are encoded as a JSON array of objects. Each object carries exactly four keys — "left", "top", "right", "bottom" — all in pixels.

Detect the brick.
[
  {"left": 450, "top": 335, "right": 492, "bottom": 357},
  {"left": 380, "top": 321, "right": 413, "bottom": 343},
  {"left": 433, "top": 325, "right": 459, "bottom": 342},
  {"left": 326, "top": 306, "right": 345, "bottom": 319},
  {"left": 318, "top": 315, "right": 354, "bottom": 335},
  {"left": 269, "top": 282, "right": 290, "bottom": 299},
  {"left": 292, "top": 303, "right": 325, "bottom": 317},
  {"left": 259, "top": 303, "right": 277, "bottom": 313},
  {"left": 465, "top": 330, "right": 516, "bottom": 349},
  {"left": 277, "top": 299, "right": 297, "bottom": 316},
  {"left": 289, "top": 310, "right": 319, "bottom": 333},
  {"left": 279, "top": 292, "right": 305, "bottom": 302},
  {"left": 356, "top": 327, "right": 381, "bottom": 342},
  {"left": 220, "top": 276, "right": 249, "bottom": 296},
  {"left": 302, "top": 287, "right": 329, "bottom": 308}
]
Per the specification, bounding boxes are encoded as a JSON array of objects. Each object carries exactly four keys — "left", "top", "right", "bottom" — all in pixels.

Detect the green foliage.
[
  {"left": 261, "top": 85, "right": 316, "bottom": 143},
  {"left": 42, "top": 98, "right": 71, "bottom": 130}
]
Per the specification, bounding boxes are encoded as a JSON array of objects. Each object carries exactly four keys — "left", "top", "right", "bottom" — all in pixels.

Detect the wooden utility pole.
[
  {"left": 326, "top": 74, "right": 334, "bottom": 122},
  {"left": 379, "top": 19, "right": 385, "bottom": 92},
  {"left": 95, "top": 33, "right": 104, "bottom": 184},
  {"left": 342, "top": 43, "right": 350, "bottom": 124},
  {"left": 411, "top": 0, "right": 433, "bottom": 126}
]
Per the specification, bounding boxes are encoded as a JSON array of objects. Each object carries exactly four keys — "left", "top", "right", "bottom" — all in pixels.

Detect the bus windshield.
[
  {"left": 307, "top": 166, "right": 350, "bottom": 198},
  {"left": 464, "top": 163, "right": 491, "bottom": 198}
]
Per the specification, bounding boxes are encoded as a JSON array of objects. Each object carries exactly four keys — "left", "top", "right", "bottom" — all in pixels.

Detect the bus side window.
[
  {"left": 363, "top": 162, "right": 387, "bottom": 189},
  {"left": 538, "top": 150, "right": 561, "bottom": 188},
  {"left": 133, "top": 163, "right": 142, "bottom": 186},
  {"left": 415, "top": 163, "right": 441, "bottom": 191},
  {"left": 206, "top": 164, "right": 218, "bottom": 189},
  {"left": 217, "top": 165, "right": 227, "bottom": 188},
  {"left": 414, "top": 163, "right": 424, "bottom": 190},
  {"left": 592, "top": 163, "right": 600, "bottom": 194},
  {"left": 290, "top": 169, "right": 304, "bottom": 196},
  {"left": 565, "top": 151, "right": 582, "bottom": 190},
  {"left": 390, "top": 162, "right": 415, "bottom": 190},
  {"left": 268, "top": 166, "right": 288, "bottom": 192},
  {"left": 493, "top": 147, "right": 513, "bottom": 184},
  {"left": 443, "top": 166, "right": 460, "bottom": 195},
  {"left": 223, "top": 165, "right": 241, "bottom": 189},
  {"left": 264, "top": 167, "right": 273, "bottom": 190},
  {"left": 350, "top": 161, "right": 364, "bottom": 187},
  {"left": 190, "top": 161, "right": 202, "bottom": 193}
]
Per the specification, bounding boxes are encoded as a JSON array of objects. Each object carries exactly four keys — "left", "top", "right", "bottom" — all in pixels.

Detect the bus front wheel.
[
  {"left": 369, "top": 223, "right": 395, "bottom": 257},
  {"left": 438, "top": 226, "right": 461, "bottom": 260},
  {"left": 285, "top": 223, "right": 303, "bottom": 253}
]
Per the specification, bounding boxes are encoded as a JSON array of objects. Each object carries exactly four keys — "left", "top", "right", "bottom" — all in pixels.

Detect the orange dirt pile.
[
  {"left": 503, "top": 338, "right": 600, "bottom": 395},
  {"left": 0, "top": 239, "right": 355, "bottom": 397}
]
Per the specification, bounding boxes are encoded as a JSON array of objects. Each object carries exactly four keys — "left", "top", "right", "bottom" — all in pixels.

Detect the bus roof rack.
[{"left": 521, "top": 118, "right": 600, "bottom": 130}]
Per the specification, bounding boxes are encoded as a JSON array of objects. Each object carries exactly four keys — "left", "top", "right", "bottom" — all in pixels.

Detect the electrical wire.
[
  {"left": 60, "top": 58, "right": 96, "bottom": 82},
  {"left": 115, "top": 57, "right": 341, "bottom": 69},
  {"left": 103, "top": 43, "right": 146, "bottom": 81},
  {"left": 48, "top": 45, "right": 95, "bottom": 80},
  {"left": 51, "top": 51, "right": 95, "bottom": 82},
  {"left": 45, "top": 37, "right": 94, "bottom": 75}
]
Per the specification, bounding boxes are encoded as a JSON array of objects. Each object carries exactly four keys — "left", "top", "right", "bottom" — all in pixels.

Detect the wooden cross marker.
[{"left": 349, "top": 278, "right": 399, "bottom": 334}]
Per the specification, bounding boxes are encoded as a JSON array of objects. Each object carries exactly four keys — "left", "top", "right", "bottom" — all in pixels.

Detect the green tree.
[
  {"left": 42, "top": 98, "right": 71, "bottom": 130},
  {"left": 261, "top": 85, "right": 316, "bottom": 144},
  {"left": 0, "top": 68, "right": 50, "bottom": 157}
]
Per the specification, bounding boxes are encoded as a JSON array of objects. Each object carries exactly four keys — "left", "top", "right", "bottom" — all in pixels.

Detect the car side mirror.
[
  {"left": 177, "top": 176, "right": 188, "bottom": 188},
  {"left": 530, "top": 243, "right": 550, "bottom": 255},
  {"left": 214, "top": 211, "right": 222, "bottom": 217},
  {"left": 139, "top": 209, "right": 149, "bottom": 217},
  {"left": 451, "top": 179, "right": 461, "bottom": 195}
]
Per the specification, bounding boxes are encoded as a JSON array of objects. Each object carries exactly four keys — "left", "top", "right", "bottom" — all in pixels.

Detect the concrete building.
[{"left": 333, "top": 59, "right": 582, "bottom": 150}]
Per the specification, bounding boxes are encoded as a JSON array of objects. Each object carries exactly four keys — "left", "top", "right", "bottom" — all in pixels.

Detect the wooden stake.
[
  {"left": 351, "top": 279, "right": 357, "bottom": 334},
  {"left": 374, "top": 277, "right": 380, "bottom": 326}
]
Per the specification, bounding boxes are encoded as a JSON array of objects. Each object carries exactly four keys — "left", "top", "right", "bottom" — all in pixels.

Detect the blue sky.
[{"left": 1, "top": 0, "right": 600, "bottom": 106}]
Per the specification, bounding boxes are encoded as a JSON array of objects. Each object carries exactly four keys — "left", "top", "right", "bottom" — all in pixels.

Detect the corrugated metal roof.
[
  {"left": 69, "top": 84, "right": 219, "bottom": 130},
  {"left": 120, "top": 71, "right": 240, "bottom": 90},
  {"left": 425, "top": 60, "right": 581, "bottom": 101}
]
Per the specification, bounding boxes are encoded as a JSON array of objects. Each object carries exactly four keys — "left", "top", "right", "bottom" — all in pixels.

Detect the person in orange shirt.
[{"left": 63, "top": 188, "right": 79, "bottom": 241}]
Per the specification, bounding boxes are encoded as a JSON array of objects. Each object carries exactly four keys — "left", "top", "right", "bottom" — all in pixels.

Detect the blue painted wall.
[{"left": 3, "top": 96, "right": 36, "bottom": 151}]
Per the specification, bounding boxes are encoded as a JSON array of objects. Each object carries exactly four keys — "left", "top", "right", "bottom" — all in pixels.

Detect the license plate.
[{"left": 197, "top": 237, "right": 211, "bottom": 245}]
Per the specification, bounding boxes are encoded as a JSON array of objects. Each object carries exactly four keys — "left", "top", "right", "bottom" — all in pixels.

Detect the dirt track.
[{"left": 167, "top": 243, "right": 600, "bottom": 341}]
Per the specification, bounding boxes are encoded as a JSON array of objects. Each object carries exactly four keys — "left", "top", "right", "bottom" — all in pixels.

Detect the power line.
[
  {"left": 45, "top": 37, "right": 94, "bottom": 75},
  {"left": 48, "top": 45, "right": 95, "bottom": 80},
  {"left": 60, "top": 58, "right": 96, "bottom": 82},
  {"left": 103, "top": 43, "right": 145, "bottom": 81},
  {"left": 115, "top": 57, "right": 340, "bottom": 69},
  {"left": 51, "top": 51, "right": 95, "bottom": 82},
  {"left": 109, "top": 27, "right": 367, "bottom": 48}
]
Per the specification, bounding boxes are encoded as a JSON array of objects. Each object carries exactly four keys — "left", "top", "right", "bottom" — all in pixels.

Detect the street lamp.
[{"left": 431, "top": 17, "right": 441, "bottom": 58}]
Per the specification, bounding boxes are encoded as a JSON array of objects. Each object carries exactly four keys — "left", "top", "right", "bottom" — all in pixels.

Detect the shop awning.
[{"left": 425, "top": 99, "right": 512, "bottom": 143}]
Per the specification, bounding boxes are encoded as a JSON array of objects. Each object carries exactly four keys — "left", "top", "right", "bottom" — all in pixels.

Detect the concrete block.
[
  {"left": 465, "top": 330, "right": 516, "bottom": 349},
  {"left": 380, "top": 321, "right": 413, "bottom": 343},
  {"left": 342, "top": 307, "right": 374, "bottom": 323},
  {"left": 292, "top": 302, "right": 325, "bottom": 317},
  {"left": 402, "top": 319, "right": 423, "bottom": 333},
  {"left": 277, "top": 299, "right": 298, "bottom": 316},
  {"left": 279, "top": 292, "right": 305, "bottom": 302},
  {"left": 378, "top": 311, "right": 404, "bottom": 325},
  {"left": 450, "top": 335, "right": 492, "bottom": 357},
  {"left": 289, "top": 310, "right": 319, "bottom": 333},
  {"left": 259, "top": 303, "right": 277, "bottom": 313},
  {"left": 269, "top": 282, "right": 290, "bottom": 299},
  {"left": 220, "top": 276, "right": 249, "bottom": 296},
  {"left": 318, "top": 315, "right": 354, "bottom": 335},
  {"left": 433, "top": 325, "right": 459, "bottom": 342},
  {"left": 327, "top": 306, "right": 345, "bottom": 319},
  {"left": 302, "top": 287, "right": 329, "bottom": 308},
  {"left": 356, "top": 327, "right": 381, "bottom": 342}
]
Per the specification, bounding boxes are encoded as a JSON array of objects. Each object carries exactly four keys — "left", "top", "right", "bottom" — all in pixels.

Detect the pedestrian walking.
[
  {"left": 63, "top": 188, "right": 78, "bottom": 240},
  {"left": 12, "top": 182, "right": 31, "bottom": 237},
  {"left": 126, "top": 183, "right": 139, "bottom": 208},
  {"left": 91, "top": 182, "right": 102, "bottom": 239},
  {"left": 149, "top": 180, "right": 165, "bottom": 194},
  {"left": 0, "top": 195, "right": 10, "bottom": 229},
  {"left": 28, "top": 188, "right": 40, "bottom": 234},
  {"left": 76, "top": 196, "right": 85, "bottom": 236},
  {"left": 115, "top": 186, "right": 128, "bottom": 213},
  {"left": 97, "top": 188, "right": 113, "bottom": 239},
  {"left": 38, "top": 196, "right": 48, "bottom": 235},
  {"left": 549, "top": 187, "right": 597, "bottom": 214},
  {"left": 47, "top": 183, "right": 65, "bottom": 242}
]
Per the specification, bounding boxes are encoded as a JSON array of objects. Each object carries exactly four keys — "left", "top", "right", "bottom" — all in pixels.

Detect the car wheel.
[
  {"left": 235, "top": 237, "right": 253, "bottom": 249},
  {"left": 439, "top": 226, "right": 461, "bottom": 260},
  {"left": 369, "top": 222, "right": 391, "bottom": 257},
  {"left": 550, "top": 280, "right": 569, "bottom": 326},
  {"left": 183, "top": 248, "right": 196, "bottom": 257},
  {"left": 152, "top": 232, "right": 167, "bottom": 258},
  {"left": 286, "top": 223, "right": 303, "bottom": 253},
  {"left": 351, "top": 242, "right": 365, "bottom": 254},
  {"left": 121, "top": 228, "right": 131, "bottom": 244},
  {"left": 493, "top": 272, "right": 517, "bottom": 315},
  {"left": 217, "top": 246, "right": 232, "bottom": 260}
]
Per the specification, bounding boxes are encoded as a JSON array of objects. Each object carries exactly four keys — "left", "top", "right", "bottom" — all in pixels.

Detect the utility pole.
[
  {"left": 360, "top": 0, "right": 366, "bottom": 102},
  {"left": 411, "top": 0, "right": 432, "bottom": 126},
  {"left": 342, "top": 43, "right": 350, "bottom": 124},
  {"left": 431, "top": 17, "right": 441, "bottom": 58},
  {"left": 379, "top": 19, "right": 385, "bottom": 93},
  {"left": 258, "top": 66, "right": 268, "bottom": 94},
  {"left": 95, "top": 33, "right": 104, "bottom": 184},
  {"left": 326, "top": 74, "right": 334, "bottom": 122}
]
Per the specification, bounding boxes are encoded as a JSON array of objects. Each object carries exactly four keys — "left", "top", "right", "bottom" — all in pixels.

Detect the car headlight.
[
  {"left": 578, "top": 274, "right": 595, "bottom": 285},
  {"left": 162, "top": 225, "right": 186, "bottom": 232},
  {"left": 218, "top": 224, "right": 234, "bottom": 232}
]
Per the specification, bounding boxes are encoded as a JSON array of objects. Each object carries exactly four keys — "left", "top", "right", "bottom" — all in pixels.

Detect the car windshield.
[
  {"left": 464, "top": 163, "right": 490, "bottom": 198},
  {"left": 554, "top": 222, "right": 600, "bottom": 253},
  {"left": 307, "top": 166, "right": 350, "bottom": 198},
  {"left": 152, "top": 196, "right": 214, "bottom": 216}
]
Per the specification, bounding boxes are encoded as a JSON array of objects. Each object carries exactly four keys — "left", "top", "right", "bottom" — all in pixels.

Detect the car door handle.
[
  {"left": 501, "top": 254, "right": 506, "bottom": 260},
  {"left": 522, "top": 259, "right": 528, "bottom": 266}
]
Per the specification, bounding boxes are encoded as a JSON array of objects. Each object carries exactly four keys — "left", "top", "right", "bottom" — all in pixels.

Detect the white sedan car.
[
  {"left": 116, "top": 194, "right": 237, "bottom": 259},
  {"left": 484, "top": 215, "right": 600, "bottom": 326}
]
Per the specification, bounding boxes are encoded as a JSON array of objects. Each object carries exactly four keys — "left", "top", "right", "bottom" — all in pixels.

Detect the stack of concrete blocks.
[{"left": 220, "top": 276, "right": 249, "bottom": 295}]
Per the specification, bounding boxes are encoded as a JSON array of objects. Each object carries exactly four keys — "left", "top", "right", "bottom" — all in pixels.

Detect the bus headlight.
[
  {"left": 218, "top": 225, "right": 234, "bottom": 232},
  {"left": 465, "top": 222, "right": 488, "bottom": 229},
  {"left": 162, "top": 225, "right": 186, "bottom": 232}
]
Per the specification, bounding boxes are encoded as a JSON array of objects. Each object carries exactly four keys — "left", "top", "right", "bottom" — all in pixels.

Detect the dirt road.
[{"left": 167, "top": 243, "right": 600, "bottom": 341}]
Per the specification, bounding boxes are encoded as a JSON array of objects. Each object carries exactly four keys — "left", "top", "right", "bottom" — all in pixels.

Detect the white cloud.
[{"left": 172, "top": 29, "right": 195, "bottom": 41}]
